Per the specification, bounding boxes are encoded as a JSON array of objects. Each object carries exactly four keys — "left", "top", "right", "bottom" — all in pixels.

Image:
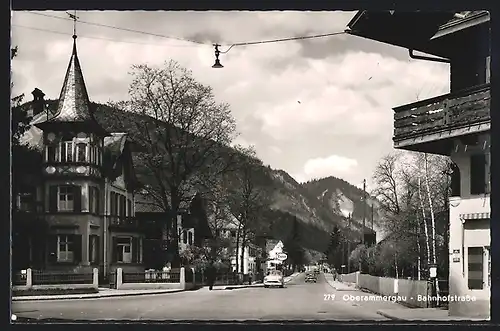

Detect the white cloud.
[{"left": 299, "top": 154, "right": 359, "bottom": 181}]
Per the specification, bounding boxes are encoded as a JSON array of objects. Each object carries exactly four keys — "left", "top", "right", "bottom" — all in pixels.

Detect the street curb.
[
  {"left": 224, "top": 284, "right": 264, "bottom": 290},
  {"left": 12, "top": 289, "right": 185, "bottom": 301},
  {"left": 376, "top": 310, "right": 404, "bottom": 321}
]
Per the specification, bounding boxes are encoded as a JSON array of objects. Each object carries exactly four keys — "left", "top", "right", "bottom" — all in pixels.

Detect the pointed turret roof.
[
  {"left": 49, "top": 35, "right": 93, "bottom": 123},
  {"left": 36, "top": 35, "right": 108, "bottom": 135}
]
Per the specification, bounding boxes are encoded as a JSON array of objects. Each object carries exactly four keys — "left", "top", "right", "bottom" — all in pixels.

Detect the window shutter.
[
  {"left": 48, "top": 234, "right": 58, "bottom": 263},
  {"left": 112, "top": 237, "right": 117, "bottom": 263},
  {"left": 95, "top": 236, "right": 100, "bottom": 265},
  {"left": 49, "top": 186, "right": 58, "bottom": 212},
  {"left": 73, "top": 234, "right": 82, "bottom": 264},
  {"left": 73, "top": 185, "right": 82, "bottom": 212},
  {"left": 132, "top": 237, "right": 138, "bottom": 263}
]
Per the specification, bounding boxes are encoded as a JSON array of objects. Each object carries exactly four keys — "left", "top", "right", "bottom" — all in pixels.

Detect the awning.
[{"left": 459, "top": 212, "right": 490, "bottom": 220}]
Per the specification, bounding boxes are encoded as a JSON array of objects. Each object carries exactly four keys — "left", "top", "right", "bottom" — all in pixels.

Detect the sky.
[{"left": 11, "top": 11, "right": 450, "bottom": 190}]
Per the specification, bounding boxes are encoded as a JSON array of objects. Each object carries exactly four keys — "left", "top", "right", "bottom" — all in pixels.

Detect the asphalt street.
[{"left": 12, "top": 273, "right": 400, "bottom": 321}]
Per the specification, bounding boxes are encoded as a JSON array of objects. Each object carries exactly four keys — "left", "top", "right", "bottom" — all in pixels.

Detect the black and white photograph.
[{"left": 10, "top": 9, "right": 492, "bottom": 322}]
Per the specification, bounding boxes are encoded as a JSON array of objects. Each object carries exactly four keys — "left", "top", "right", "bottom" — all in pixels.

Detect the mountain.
[
  {"left": 18, "top": 99, "right": 384, "bottom": 253},
  {"left": 301, "top": 177, "right": 385, "bottom": 242}
]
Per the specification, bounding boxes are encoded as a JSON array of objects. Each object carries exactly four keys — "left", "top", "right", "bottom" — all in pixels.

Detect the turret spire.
[{"left": 48, "top": 32, "right": 94, "bottom": 123}]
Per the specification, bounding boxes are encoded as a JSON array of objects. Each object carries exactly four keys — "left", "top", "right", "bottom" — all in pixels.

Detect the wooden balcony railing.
[{"left": 393, "top": 83, "right": 490, "bottom": 143}]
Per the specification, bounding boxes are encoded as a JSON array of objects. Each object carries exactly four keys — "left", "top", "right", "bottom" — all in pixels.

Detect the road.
[{"left": 12, "top": 273, "right": 398, "bottom": 321}]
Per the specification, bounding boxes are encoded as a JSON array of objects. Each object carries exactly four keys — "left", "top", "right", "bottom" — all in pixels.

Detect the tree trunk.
[
  {"left": 235, "top": 223, "right": 241, "bottom": 274},
  {"left": 170, "top": 191, "right": 181, "bottom": 268},
  {"left": 424, "top": 154, "right": 440, "bottom": 296},
  {"left": 240, "top": 232, "right": 246, "bottom": 275},
  {"left": 417, "top": 222, "right": 422, "bottom": 281},
  {"left": 418, "top": 177, "right": 432, "bottom": 272}
]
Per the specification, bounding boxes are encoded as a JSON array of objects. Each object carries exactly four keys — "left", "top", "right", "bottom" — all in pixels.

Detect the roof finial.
[{"left": 66, "top": 10, "right": 79, "bottom": 39}]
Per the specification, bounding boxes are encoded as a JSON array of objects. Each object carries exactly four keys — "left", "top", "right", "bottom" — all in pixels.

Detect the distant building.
[{"left": 347, "top": 10, "right": 491, "bottom": 318}]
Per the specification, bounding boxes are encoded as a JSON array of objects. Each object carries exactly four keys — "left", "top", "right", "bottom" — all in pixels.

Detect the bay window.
[
  {"left": 76, "top": 143, "right": 86, "bottom": 162},
  {"left": 48, "top": 185, "right": 82, "bottom": 213},
  {"left": 58, "top": 186, "right": 74, "bottom": 211},
  {"left": 60, "top": 140, "right": 73, "bottom": 162},
  {"left": 57, "top": 235, "right": 74, "bottom": 262}
]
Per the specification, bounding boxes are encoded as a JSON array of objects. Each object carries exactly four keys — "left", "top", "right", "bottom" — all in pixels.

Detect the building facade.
[
  {"left": 135, "top": 192, "right": 213, "bottom": 269},
  {"left": 13, "top": 35, "right": 145, "bottom": 277},
  {"left": 347, "top": 11, "right": 491, "bottom": 318}
]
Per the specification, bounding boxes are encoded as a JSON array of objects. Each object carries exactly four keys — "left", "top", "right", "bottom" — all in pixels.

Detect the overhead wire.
[
  {"left": 11, "top": 24, "right": 204, "bottom": 47},
  {"left": 22, "top": 11, "right": 347, "bottom": 51},
  {"left": 25, "top": 11, "right": 208, "bottom": 45}
]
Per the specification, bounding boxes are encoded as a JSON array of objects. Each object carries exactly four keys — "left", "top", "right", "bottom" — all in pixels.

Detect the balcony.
[
  {"left": 393, "top": 83, "right": 490, "bottom": 155},
  {"left": 108, "top": 216, "right": 141, "bottom": 231}
]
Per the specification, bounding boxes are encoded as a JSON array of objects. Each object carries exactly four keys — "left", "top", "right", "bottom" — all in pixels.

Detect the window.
[
  {"left": 89, "top": 235, "right": 99, "bottom": 264},
  {"left": 230, "top": 230, "right": 237, "bottom": 238},
  {"left": 60, "top": 140, "right": 73, "bottom": 162},
  {"left": 76, "top": 143, "right": 86, "bottom": 162},
  {"left": 18, "top": 192, "right": 34, "bottom": 212},
  {"left": 47, "top": 145, "right": 57, "bottom": 162},
  {"left": 188, "top": 231, "right": 193, "bottom": 245},
  {"left": 89, "top": 186, "right": 100, "bottom": 214},
  {"left": 470, "top": 154, "right": 486, "bottom": 195},
  {"left": 116, "top": 237, "right": 132, "bottom": 263},
  {"left": 58, "top": 186, "right": 74, "bottom": 211},
  {"left": 183, "top": 230, "right": 188, "bottom": 244},
  {"left": 58, "top": 235, "right": 74, "bottom": 262},
  {"left": 468, "top": 247, "right": 484, "bottom": 289},
  {"left": 127, "top": 199, "right": 132, "bottom": 217},
  {"left": 450, "top": 162, "right": 461, "bottom": 197}
]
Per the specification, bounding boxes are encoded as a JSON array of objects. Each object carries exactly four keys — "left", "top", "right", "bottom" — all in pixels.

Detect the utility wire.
[
  {"left": 11, "top": 24, "right": 204, "bottom": 47},
  {"left": 219, "top": 31, "right": 346, "bottom": 53},
  {"left": 24, "top": 11, "right": 347, "bottom": 51},
  {"left": 26, "top": 11, "right": 208, "bottom": 45}
]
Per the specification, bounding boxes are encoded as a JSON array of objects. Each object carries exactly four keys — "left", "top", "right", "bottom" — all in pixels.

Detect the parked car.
[
  {"left": 264, "top": 270, "right": 285, "bottom": 288},
  {"left": 305, "top": 272, "right": 317, "bottom": 283}
]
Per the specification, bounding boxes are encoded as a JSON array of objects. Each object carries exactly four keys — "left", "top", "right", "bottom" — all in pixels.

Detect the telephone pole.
[{"left": 347, "top": 213, "right": 351, "bottom": 274}]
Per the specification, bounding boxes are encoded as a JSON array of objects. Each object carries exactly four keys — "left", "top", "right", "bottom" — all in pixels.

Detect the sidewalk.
[
  {"left": 324, "top": 273, "right": 357, "bottom": 291},
  {"left": 12, "top": 288, "right": 184, "bottom": 301},
  {"left": 284, "top": 272, "right": 301, "bottom": 283},
  {"left": 376, "top": 308, "right": 489, "bottom": 321}
]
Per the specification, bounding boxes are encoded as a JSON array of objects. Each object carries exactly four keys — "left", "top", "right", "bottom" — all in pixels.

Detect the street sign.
[{"left": 276, "top": 253, "right": 288, "bottom": 261}]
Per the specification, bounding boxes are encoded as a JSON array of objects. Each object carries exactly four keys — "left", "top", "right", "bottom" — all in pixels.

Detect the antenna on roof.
[{"left": 66, "top": 10, "right": 79, "bottom": 38}]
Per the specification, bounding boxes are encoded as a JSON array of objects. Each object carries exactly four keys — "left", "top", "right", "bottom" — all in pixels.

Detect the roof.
[
  {"left": 49, "top": 36, "right": 94, "bottom": 123},
  {"left": 35, "top": 36, "right": 108, "bottom": 135},
  {"left": 346, "top": 11, "right": 487, "bottom": 58}
]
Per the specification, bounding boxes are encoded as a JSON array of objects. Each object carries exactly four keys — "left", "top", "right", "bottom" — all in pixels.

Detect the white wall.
[{"left": 448, "top": 139, "right": 491, "bottom": 318}]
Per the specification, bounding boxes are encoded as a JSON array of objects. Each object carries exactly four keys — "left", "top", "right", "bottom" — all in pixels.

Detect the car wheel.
[
  {"left": 280, "top": 285, "right": 284, "bottom": 288},
  {"left": 264, "top": 285, "right": 269, "bottom": 288}
]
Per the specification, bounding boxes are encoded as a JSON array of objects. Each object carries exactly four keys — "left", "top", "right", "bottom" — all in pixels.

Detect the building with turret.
[{"left": 13, "top": 35, "right": 144, "bottom": 278}]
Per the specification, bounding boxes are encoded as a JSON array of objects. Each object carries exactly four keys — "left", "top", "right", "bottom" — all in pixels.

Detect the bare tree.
[
  {"left": 110, "top": 60, "right": 238, "bottom": 267},
  {"left": 226, "top": 147, "right": 272, "bottom": 274}
]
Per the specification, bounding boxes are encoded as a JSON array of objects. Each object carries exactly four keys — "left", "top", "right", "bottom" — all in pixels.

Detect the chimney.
[{"left": 31, "top": 88, "right": 46, "bottom": 117}]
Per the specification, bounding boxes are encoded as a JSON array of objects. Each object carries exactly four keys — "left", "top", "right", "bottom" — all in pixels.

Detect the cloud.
[
  {"left": 291, "top": 154, "right": 359, "bottom": 183},
  {"left": 11, "top": 11, "right": 451, "bottom": 187}
]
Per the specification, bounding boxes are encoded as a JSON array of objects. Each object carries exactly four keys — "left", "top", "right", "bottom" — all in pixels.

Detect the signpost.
[{"left": 276, "top": 253, "right": 288, "bottom": 261}]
